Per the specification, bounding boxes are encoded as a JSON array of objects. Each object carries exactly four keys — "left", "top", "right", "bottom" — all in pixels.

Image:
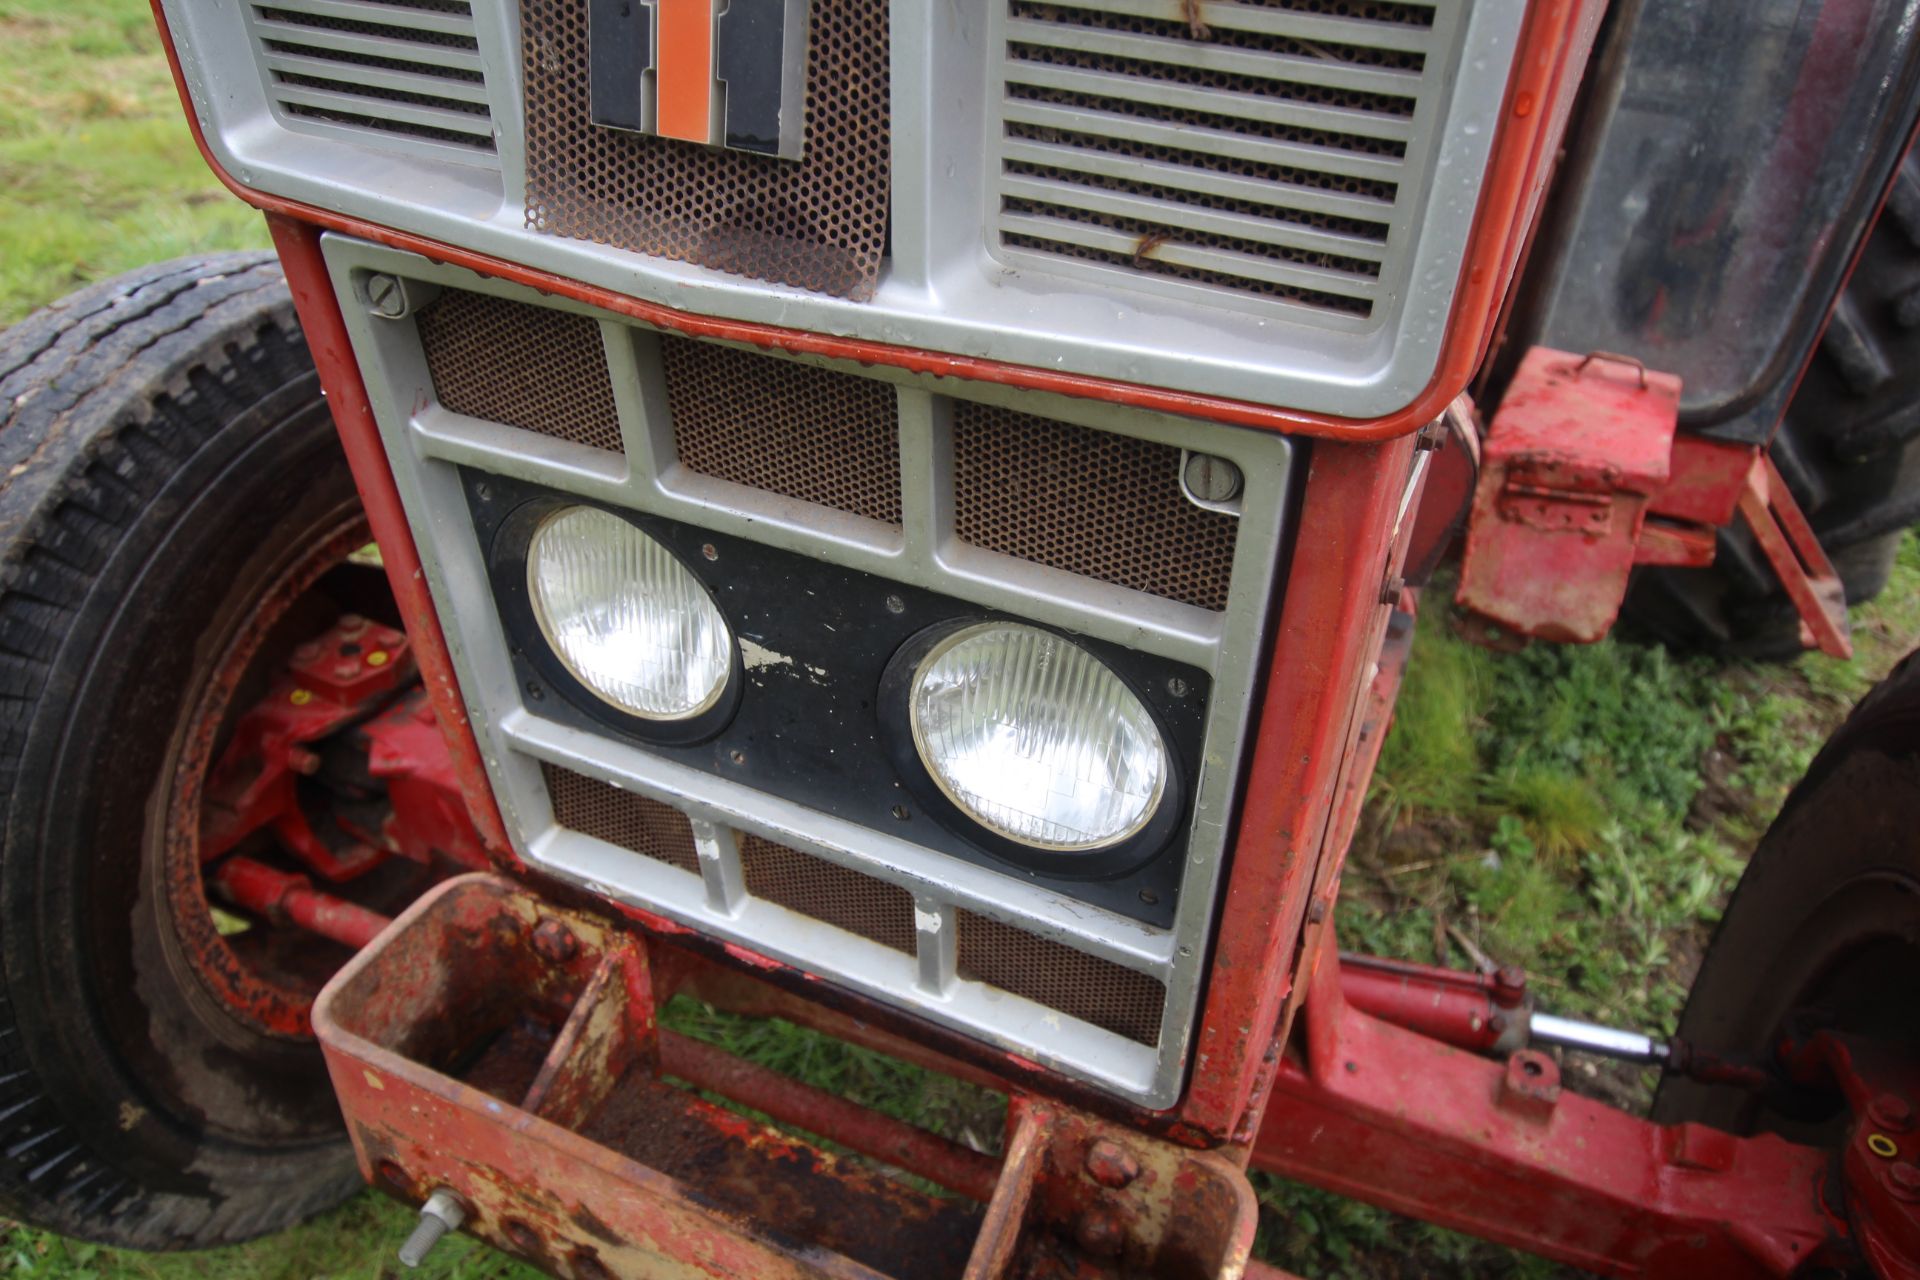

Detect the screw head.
[
  {"left": 701, "top": 543, "right": 718, "bottom": 562},
  {"left": 884, "top": 594, "right": 906, "bottom": 615},
  {"left": 1183, "top": 452, "right": 1243, "bottom": 504},
  {"left": 1166, "top": 676, "right": 1189, "bottom": 698},
  {"left": 365, "top": 273, "right": 407, "bottom": 319}
]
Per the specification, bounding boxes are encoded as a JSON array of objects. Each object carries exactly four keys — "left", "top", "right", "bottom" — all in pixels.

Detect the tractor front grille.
[
  {"left": 418, "top": 289, "right": 623, "bottom": 454},
  {"left": 992, "top": 0, "right": 1440, "bottom": 317},
  {"left": 246, "top": 0, "right": 498, "bottom": 157},
  {"left": 520, "top": 0, "right": 892, "bottom": 299},
  {"left": 543, "top": 763, "right": 700, "bottom": 874},
  {"left": 660, "top": 337, "right": 902, "bottom": 525},
  {"left": 541, "top": 768, "right": 1160, "bottom": 1043},
  {"left": 953, "top": 402, "right": 1239, "bottom": 610}
]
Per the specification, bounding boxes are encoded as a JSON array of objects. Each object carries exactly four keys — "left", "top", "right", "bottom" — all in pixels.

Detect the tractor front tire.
[
  {"left": 0, "top": 255, "right": 364, "bottom": 1247},
  {"left": 1654, "top": 648, "right": 1920, "bottom": 1138}
]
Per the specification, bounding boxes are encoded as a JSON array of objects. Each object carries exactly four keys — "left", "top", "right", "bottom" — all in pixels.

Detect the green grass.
[
  {"left": 4, "top": 2, "right": 1920, "bottom": 1274},
  {"left": 0, "top": 0, "right": 269, "bottom": 326}
]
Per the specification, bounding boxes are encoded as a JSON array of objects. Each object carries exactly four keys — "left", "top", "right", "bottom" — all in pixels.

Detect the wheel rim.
[{"left": 161, "top": 515, "right": 426, "bottom": 1039}]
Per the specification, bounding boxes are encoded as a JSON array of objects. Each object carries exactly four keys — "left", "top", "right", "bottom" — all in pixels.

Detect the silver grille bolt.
[
  {"left": 398, "top": 1188, "right": 467, "bottom": 1268},
  {"left": 365, "top": 273, "right": 408, "bottom": 319},
  {"left": 1183, "top": 453, "right": 1243, "bottom": 504}
]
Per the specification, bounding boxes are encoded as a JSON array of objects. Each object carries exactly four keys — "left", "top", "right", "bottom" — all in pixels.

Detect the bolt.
[
  {"left": 287, "top": 747, "right": 323, "bottom": 776},
  {"left": 398, "top": 1188, "right": 466, "bottom": 1268},
  {"left": 338, "top": 614, "right": 367, "bottom": 634},
  {"left": 1871, "top": 1094, "right": 1914, "bottom": 1133},
  {"left": 1138, "top": 889, "right": 1159, "bottom": 906},
  {"left": 531, "top": 918, "right": 578, "bottom": 963},
  {"left": 1073, "top": 1203, "right": 1128, "bottom": 1258},
  {"left": 334, "top": 661, "right": 361, "bottom": 680},
  {"left": 294, "top": 641, "right": 324, "bottom": 663},
  {"left": 1183, "top": 452, "right": 1243, "bottom": 504},
  {"left": 366, "top": 274, "right": 408, "bottom": 319},
  {"left": 1084, "top": 1138, "right": 1140, "bottom": 1189}
]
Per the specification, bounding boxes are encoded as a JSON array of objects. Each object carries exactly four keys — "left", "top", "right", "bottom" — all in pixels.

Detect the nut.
[
  {"left": 1870, "top": 1094, "right": 1914, "bottom": 1133},
  {"left": 1084, "top": 1138, "right": 1141, "bottom": 1189},
  {"left": 531, "top": 918, "right": 579, "bottom": 963}
]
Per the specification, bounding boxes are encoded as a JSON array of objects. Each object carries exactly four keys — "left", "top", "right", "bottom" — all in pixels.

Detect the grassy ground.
[
  {"left": 4, "top": 0, "right": 1920, "bottom": 1273},
  {"left": 0, "top": 0, "right": 268, "bottom": 326}
]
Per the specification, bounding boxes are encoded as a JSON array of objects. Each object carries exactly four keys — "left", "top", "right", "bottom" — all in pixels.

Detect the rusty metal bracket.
[{"left": 1736, "top": 455, "right": 1853, "bottom": 659}]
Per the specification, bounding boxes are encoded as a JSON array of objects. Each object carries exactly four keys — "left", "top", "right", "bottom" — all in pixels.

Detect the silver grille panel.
[
  {"left": 245, "top": 0, "right": 498, "bottom": 160},
  {"left": 326, "top": 239, "right": 1299, "bottom": 1107},
  {"left": 993, "top": 0, "right": 1443, "bottom": 318},
  {"left": 165, "top": 0, "right": 1529, "bottom": 419}
]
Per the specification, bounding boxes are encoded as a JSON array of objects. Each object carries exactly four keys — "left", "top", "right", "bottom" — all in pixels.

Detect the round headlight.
[
  {"left": 526, "top": 507, "right": 732, "bottom": 720},
  {"left": 908, "top": 623, "right": 1168, "bottom": 851}
]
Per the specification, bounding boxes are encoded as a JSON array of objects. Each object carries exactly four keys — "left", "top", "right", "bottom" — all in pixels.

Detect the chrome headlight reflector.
[
  {"left": 908, "top": 623, "right": 1168, "bottom": 852},
  {"left": 526, "top": 506, "right": 733, "bottom": 721}
]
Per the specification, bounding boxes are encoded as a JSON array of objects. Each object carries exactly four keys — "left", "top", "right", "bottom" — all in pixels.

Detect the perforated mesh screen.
[
  {"left": 738, "top": 835, "right": 916, "bottom": 955},
  {"left": 542, "top": 765, "right": 701, "bottom": 874},
  {"left": 952, "top": 402, "right": 1238, "bottom": 610},
  {"left": 956, "top": 911, "right": 1163, "bottom": 1046},
  {"left": 416, "top": 289, "right": 624, "bottom": 453},
  {"left": 660, "top": 337, "right": 901, "bottom": 524},
  {"left": 521, "top": 0, "right": 891, "bottom": 299}
]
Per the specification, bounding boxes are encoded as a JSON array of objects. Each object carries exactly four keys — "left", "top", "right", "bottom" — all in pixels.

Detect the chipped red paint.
[
  {"left": 213, "top": 858, "right": 392, "bottom": 951},
  {"left": 1737, "top": 455, "right": 1853, "bottom": 659},
  {"left": 1457, "top": 348, "right": 1685, "bottom": 644},
  {"left": 1182, "top": 435, "right": 1420, "bottom": 1140},
  {"left": 149, "top": 1, "right": 1603, "bottom": 445},
  {"left": 265, "top": 216, "right": 514, "bottom": 858},
  {"left": 315, "top": 875, "right": 1258, "bottom": 1280},
  {"left": 1252, "top": 938, "right": 1852, "bottom": 1277}
]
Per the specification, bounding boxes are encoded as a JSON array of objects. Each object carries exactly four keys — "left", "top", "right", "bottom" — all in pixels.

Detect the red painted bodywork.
[
  {"left": 1252, "top": 935, "right": 1853, "bottom": 1278},
  {"left": 1457, "top": 348, "right": 1684, "bottom": 644}
]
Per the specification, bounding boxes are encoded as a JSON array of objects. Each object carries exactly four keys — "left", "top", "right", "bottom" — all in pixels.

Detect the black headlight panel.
[{"left": 469, "top": 469, "right": 1208, "bottom": 928}]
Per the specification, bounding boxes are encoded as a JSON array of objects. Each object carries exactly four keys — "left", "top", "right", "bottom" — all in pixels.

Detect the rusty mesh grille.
[
  {"left": 660, "top": 338, "right": 901, "bottom": 524},
  {"left": 957, "top": 911, "right": 1163, "bottom": 1046},
  {"left": 738, "top": 835, "right": 916, "bottom": 955},
  {"left": 521, "top": 0, "right": 891, "bottom": 299},
  {"left": 997, "top": 0, "right": 1437, "bottom": 314},
  {"left": 416, "top": 289, "right": 623, "bottom": 453},
  {"left": 952, "top": 402, "right": 1238, "bottom": 610},
  {"left": 542, "top": 765, "right": 700, "bottom": 875}
]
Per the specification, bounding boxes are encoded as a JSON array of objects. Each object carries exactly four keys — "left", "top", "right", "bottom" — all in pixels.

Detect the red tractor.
[{"left": 0, "top": 0, "right": 1916, "bottom": 1274}]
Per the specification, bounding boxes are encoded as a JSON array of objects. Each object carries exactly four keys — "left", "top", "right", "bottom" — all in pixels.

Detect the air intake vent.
[
  {"left": 994, "top": 0, "right": 1439, "bottom": 318},
  {"left": 543, "top": 765, "right": 701, "bottom": 875},
  {"left": 416, "top": 289, "right": 624, "bottom": 454},
  {"left": 660, "top": 337, "right": 902, "bottom": 525},
  {"left": 249, "top": 0, "right": 498, "bottom": 159},
  {"left": 957, "top": 911, "right": 1164, "bottom": 1046},
  {"left": 953, "top": 401, "right": 1238, "bottom": 610},
  {"left": 737, "top": 835, "right": 918, "bottom": 956}
]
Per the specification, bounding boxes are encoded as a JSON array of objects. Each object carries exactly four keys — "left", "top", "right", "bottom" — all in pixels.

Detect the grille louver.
[
  {"left": 995, "top": 0, "right": 1442, "bottom": 318},
  {"left": 249, "top": 0, "right": 498, "bottom": 159}
]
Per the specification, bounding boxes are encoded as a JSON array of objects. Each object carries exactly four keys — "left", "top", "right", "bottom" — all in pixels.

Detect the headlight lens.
[
  {"left": 527, "top": 507, "right": 732, "bottom": 719},
  {"left": 909, "top": 623, "right": 1168, "bottom": 851}
]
